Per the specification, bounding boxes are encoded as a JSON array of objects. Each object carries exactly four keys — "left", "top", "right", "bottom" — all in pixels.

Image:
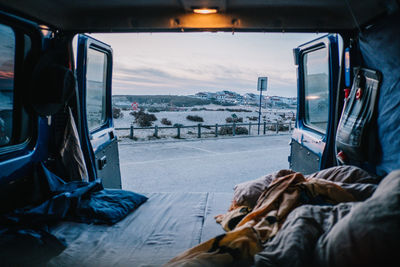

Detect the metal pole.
[
  {"left": 154, "top": 125, "right": 158, "bottom": 137},
  {"left": 289, "top": 122, "right": 292, "bottom": 132},
  {"left": 248, "top": 122, "right": 251, "bottom": 135},
  {"left": 233, "top": 123, "right": 236, "bottom": 136},
  {"left": 258, "top": 88, "right": 263, "bottom": 135},
  {"left": 198, "top": 123, "right": 201, "bottom": 138},
  {"left": 275, "top": 122, "right": 279, "bottom": 134},
  {"left": 215, "top": 124, "right": 218, "bottom": 137},
  {"left": 177, "top": 125, "right": 181, "bottom": 138},
  {"left": 263, "top": 122, "right": 266, "bottom": 135},
  {"left": 130, "top": 124, "right": 134, "bottom": 139}
]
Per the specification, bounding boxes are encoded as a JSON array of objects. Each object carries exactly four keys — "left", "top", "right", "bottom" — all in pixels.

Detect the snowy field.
[
  {"left": 119, "top": 135, "right": 291, "bottom": 193},
  {"left": 114, "top": 104, "right": 296, "bottom": 140}
]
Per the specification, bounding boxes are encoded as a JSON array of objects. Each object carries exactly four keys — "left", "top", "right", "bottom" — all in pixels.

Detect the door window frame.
[
  {"left": 0, "top": 12, "right": 41, "bottom": 158},
  {"left": 297, "top": 36, "right": 338, "bottom": 138},
  {"left": 85, "top": 44, "right": 111, "bottom": 134},
  {"left": 75, "top": 34, "right": 114, "bottom": 181},
  {"left": 300, "top": 43, "right": 331, "bottom": 134}
]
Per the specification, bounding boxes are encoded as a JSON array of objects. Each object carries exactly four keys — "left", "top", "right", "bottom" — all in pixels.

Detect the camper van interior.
[{"left": 0, "top": 0, "right": 399, "bottom": 266}]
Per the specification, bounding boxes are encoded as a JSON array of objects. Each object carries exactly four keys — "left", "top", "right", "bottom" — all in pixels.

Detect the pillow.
[
  {"left": 306, "top": 165, "right": 379, "bottom": 184},
  {"left": 76, "top": 189, "right": 148, "bottom": 224},
  {"left": 232, "top": 169, "right": 295, "bottom": 209},
  {"left": 314, "top": 169, "right": 400, "bottom": 267}
]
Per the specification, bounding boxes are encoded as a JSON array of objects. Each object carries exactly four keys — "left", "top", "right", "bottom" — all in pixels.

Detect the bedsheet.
[{"left": 47, "top": 192, "right": 231, "bottom": 267}]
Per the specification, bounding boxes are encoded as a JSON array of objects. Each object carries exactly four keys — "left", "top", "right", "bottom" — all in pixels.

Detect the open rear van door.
[
  {"left": 76, "top": 34, "right": 122, "bottom": 188},
  {"left": 289, "top": 34, "right": 340, "bottom": 174}
]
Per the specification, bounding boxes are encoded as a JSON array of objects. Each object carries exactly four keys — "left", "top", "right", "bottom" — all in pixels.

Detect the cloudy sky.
[{"left": 88, "top": 32, "right": 322, "bottom": 97}]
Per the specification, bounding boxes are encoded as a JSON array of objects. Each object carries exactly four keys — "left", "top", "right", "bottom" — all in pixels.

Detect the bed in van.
[{"left": 0, "top": 0, "right": 399, "bottom": 266}]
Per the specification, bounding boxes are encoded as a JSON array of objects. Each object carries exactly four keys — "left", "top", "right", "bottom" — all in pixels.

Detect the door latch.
[{"left": 98, "top": 156, "right": 107, "bottom": 170}]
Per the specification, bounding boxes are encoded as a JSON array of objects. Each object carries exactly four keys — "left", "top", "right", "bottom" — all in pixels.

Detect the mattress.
[{"left": 47, "top": 192, "right": 232, "bottom": 267}]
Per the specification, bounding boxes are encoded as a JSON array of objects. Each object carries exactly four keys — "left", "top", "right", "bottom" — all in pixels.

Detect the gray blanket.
[{"left": 255, "top": 169, "right": 400, "bottom": 267}]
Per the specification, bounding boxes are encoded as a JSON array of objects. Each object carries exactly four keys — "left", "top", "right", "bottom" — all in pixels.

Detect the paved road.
[{"left": 119, "top": 135, "right": 291, "bottom": 193}]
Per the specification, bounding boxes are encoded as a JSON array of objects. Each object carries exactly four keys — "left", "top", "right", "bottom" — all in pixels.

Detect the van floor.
[{"left": 49, "top": 136, "right": 290, "bottom": 266}]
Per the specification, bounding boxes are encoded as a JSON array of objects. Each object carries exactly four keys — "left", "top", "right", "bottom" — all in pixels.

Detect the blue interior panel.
[{"left": 359, "top": 12, "right": 400, "bottom": 175}]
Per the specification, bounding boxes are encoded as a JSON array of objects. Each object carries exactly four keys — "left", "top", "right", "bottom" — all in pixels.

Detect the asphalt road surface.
[{"left": 119, "top": 135, "right": 291, "bottom": 193}]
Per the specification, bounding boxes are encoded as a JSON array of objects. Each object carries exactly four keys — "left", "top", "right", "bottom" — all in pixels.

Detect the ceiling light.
[{"left": 193, "top": 8, "right": 218, "bottom": 14}]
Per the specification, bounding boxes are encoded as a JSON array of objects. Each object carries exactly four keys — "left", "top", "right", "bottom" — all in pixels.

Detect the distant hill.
[{"left": 113, "top": 95, "right": 211, "bottom": 107}]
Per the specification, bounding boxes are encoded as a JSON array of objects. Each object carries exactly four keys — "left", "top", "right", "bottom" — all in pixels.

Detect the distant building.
[
  {"left": 193, "top": 90, "right": 296, "bottom": 107},
  {"left": 195, "top": 92, "right": 208, "bottom": 99}
]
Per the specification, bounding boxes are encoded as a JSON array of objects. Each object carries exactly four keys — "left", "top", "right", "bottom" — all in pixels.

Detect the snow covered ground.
[{"left": 114, "top": 104, "right": 296, "bottom": 140}]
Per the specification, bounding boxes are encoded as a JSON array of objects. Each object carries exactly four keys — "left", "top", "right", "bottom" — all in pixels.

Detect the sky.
[{"left": 88, "top": 32, "right": 323, "bottom": 97}]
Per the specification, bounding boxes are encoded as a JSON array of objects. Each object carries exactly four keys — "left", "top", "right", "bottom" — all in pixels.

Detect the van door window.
[
  {"left": 86, "top": 48, "right": 108, "bottom": 131},
  {"left": 0, "top": 24, "right": 15, "bottom": 147},
  {"left": 303, "top": 46, "right": 329, "bottom": 133}
]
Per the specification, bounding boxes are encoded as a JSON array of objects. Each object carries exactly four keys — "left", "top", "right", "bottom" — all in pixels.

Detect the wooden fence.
[{"left": 115, "top": 121, "right": 294, "bottom": 139}]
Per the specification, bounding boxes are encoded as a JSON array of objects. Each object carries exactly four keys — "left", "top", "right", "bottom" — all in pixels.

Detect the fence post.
[
  {"left": 248, "top": 122, "right": 251, "bottom": 135},
  {"left": 215, "top": 124, "right": 218, "bottom": 137},
  {"left": 233, "top": 123, "right": 236, "bottom": 136},
  {"left": 130, "top": 124, "right": 134, "bottom": 139},
  {"left": 198, "top": 123, "right": 201, "bottom": 138},
  {"left": 263, "top": 122, "right": 266, "bottom": 135},
  {"left": 154, "top": 125, "right": 158, "bottom": 137},
  {"left": 177, "top": 125, "right": 181, "bottom": 138},
  {"left": 275, "top": 122, "right": 279, "bottom": 134}
]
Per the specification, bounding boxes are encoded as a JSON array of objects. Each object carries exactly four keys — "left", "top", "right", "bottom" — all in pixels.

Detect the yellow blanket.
[{"left": 165, "top": 172, "right": 355, "bottom": 267}]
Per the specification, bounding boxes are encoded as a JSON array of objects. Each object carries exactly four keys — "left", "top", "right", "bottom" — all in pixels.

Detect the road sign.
[
  {"left": 257, "top": 77, "right": 268, "bottom": 134},
  {"left": 257, "top": 77, "right": 268, "bottom": 91},
  {"left": 131, "top": 102, "right": 139, "bottom": 110}
]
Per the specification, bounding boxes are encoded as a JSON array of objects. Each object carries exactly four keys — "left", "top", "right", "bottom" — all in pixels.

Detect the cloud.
[
  {"left": 89, "top": 32, "right": 318, "bottom": 97},
  {"left": 112, "top": 62, "right": 296, "bottom": 97}
]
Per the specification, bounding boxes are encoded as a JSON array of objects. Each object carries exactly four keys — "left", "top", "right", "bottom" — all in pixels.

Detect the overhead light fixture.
[{"left": 193, "top": 8, "right": 218, "bottom": 14}]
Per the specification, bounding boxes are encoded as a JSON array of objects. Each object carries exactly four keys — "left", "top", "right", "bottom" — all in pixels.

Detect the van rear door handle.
[{"left": 98, "top": 156, "right": 107, "bottom": 170}]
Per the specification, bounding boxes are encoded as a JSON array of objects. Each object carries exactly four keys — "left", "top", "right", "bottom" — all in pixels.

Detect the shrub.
[
  {"left": 136, "top": 116, "right": 153, "bottom": 127},
  {"left": 266, "top": 123, "right": 289, "bottom": 131},
  {"left": 226, "top": 117, "right": 243, "bottom": 123},
  {"left": 186, "top": 115, "right": 204, "bottom": 122},
  {"left": 131, "top": 109, "right": 157, "bottom": 127},
  {"left": 112, "top": 107, "right": 123, "bottom": 119},
  {"left": 236, "top": 126, "right": 249, "bottom": 135},
  {"left": 219, "top": 126, "right": 248, "bottom": 135},
  {"left": 247, "top": 116, "right": 258, "bottom": 121},
  {"left": 147, "top": 107, "right": 160, "bottom": 113},
  {"left": 225, "top": 108, "right": 252, "bottom": 113},
  {"left": 161, "top": 118, "right": 172, "bottom": 125}
]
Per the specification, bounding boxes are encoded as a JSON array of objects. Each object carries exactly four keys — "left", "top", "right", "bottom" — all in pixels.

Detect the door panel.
[
  {"left": 76, "top": 34, "right": 121, "bottom": 188},
  {"left": 0, "top": 11, "right": 44, "bottom": 212},
  {"left": 289, "top": 139, "right": 320, "bottom": 174},
  {"left": 290, "top": 34, "right": 339, "bottom": 174}
]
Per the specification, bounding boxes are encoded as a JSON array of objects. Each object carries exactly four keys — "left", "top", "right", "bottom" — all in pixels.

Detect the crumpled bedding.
[
  {"left": 256, "top": 169, "right": 400, "bottom": 267},
  {"left": 0, "top": 163, "right": 147, "bottom": 266},
  {"left": 166, "top": 165, "right": 389, "bottom": 267},
  {"left": 254, "top": 203, "right": 355, "bottom": 267},
  {"left": 231, "top": 165, "right": 379, "bottom": 211},
  {"left": 165, "top": 172, "right": 356, "bottom": 267}
]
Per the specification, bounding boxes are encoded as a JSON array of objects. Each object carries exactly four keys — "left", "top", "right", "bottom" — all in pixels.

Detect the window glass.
[
  {"left": 303, "top": 47, "right": 329, "bottom": 133},
  {"left": 86, "top": 48, "right": 107, "bottom": 131},
  {"left": 0, "top": 24, "right": 15, "bottom": 147}
]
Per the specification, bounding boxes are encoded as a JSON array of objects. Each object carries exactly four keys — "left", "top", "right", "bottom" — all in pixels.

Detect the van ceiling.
[{"left": 0, "top": 0, "right": 397, "bottom": 32}]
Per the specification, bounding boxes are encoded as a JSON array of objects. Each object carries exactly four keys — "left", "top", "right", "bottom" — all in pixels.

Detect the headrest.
[{"left": 30, "top": 50, "right": 75, "bottom": 116}]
